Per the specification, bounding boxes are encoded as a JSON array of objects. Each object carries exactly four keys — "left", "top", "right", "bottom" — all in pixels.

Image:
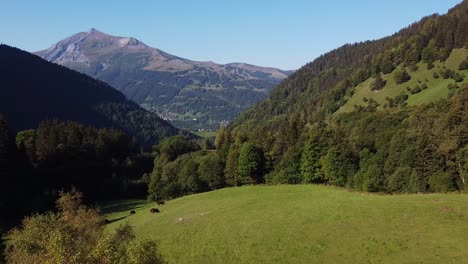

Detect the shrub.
[
  {"left": 459, "top": 60, "right": 468, "bottom": 70},
  {"left": 410, "top": 85, "right": 422, "bottom": 94},
  {"left": 452, "top": 72, "right": 464, "bottom": 82},
  {"left": 394, "top": 69, "right": 411, "bottom": 84},
  {"left": 370, "top": 74, "right": 386, "bottom": 91},
  {"left": 441, "top": 69, "right": 454, "bottom": 79},
  {"left": 4, "top": 190, "right": 165, "bottom": 264},
  {"left": 428, "top": 171, "right": 454, "bottom": 192},
  {"left": 427, "top": 62, "right": 435, "bottom": 70},
  {"left": 387, "top": 166, "right": 412, "bottom": 192},
  {"left": 433, "top": 72, "right": 440, "bottom": 79}
]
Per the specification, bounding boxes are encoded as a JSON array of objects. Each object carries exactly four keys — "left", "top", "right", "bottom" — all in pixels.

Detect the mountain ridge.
[
  {"left": 0, "top": 44, "right": 178, "bottom": 148},
  {"left": 35, "top": 29, "right": 293, "bottom": 130}
]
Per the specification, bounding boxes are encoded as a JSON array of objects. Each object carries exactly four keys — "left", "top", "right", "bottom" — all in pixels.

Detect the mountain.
[
  {"left": 35, "top": 29, "right": 292, "bottom": 130},
  {"left": 0, "top": 45, "right": 178, "bottom": 148},
  {"left": 214, "top": 1, "right": 468, "bottom": 192}
]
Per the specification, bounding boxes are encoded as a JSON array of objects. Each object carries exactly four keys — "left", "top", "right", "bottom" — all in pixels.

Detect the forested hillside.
[
  {"left": 223, "top": 1, "right": 468, "bottom": 191},
  {"left": 0, "top": 117, "right": 157, "bottom": 230},
  {"left": 145, "top": 1, "right": 468, "bottom": 201},
  {"left": 0, "top": 45, "right": 178, "bottom": 148}
]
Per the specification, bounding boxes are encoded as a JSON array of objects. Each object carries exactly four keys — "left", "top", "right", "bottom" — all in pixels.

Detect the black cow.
[
  {"left": 130, "top": 210, "right": 136, "bottom": 215},
  {"left": 150, "top": 208, "right": 160, "bottom": 213}
]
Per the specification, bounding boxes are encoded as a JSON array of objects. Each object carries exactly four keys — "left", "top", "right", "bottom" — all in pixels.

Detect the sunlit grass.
[{"left": 105, "top": 185, "right": 468, "bottom": 264}]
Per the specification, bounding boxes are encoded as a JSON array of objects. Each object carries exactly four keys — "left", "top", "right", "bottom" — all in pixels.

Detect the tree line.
[{"left": 0, "top": 117, "right": 155, "bottom": 231}]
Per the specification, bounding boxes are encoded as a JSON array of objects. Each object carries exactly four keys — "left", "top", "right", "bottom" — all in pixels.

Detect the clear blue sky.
[{"left": 0, "top": 0, "right": 462, "bottom": 70}]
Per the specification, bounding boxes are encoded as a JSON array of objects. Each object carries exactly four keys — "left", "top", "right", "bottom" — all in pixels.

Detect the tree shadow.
[
  {"left": 106, "top": 215, "right": 129, "bottom": 224},
  {"left": 100, "top": 200, "right": 149, "bottom": 214}
]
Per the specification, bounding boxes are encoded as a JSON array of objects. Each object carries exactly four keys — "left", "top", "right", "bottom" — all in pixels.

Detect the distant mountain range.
[
  {"left": 0, "top": 45, "right": 178, "bottom": 148},
  {"left": 35, "top": 29, "right": 293, "bottom": 130}
]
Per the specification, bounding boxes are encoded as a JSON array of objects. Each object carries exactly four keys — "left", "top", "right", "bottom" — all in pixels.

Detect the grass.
[
  {"left": 338, "top": 48, "right": 468, "bottom": 113},
  {"left": 104, "top": 185, "right": 468, "bottom": 264},
  {"left": 193, "top": 131, "right": 217, "bottom": 138}
]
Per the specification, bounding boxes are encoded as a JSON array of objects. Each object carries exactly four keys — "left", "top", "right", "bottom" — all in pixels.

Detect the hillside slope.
[
  {"left": 208, "top": 1, "right": 468, "bottom": 193},
  {"left": 104, "top": 185, "right": 468, "bottom": 264},
  {"left": 35, "top": 29, "right": 292, "bottom": 130},
  {"left": 337, "top": 48, "right": 468, "bottom": 113},
  {"left": 0, "top": 45, "right": 178, "bottom": 147},
  {"left": 232, "top": 2, "right": 467, "bottom": 130}
]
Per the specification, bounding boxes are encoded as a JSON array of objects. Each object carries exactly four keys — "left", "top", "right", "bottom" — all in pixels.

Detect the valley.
[
  {"left": 35, "top": 29, "right": 292, "bottom": 130},
  {"left": 1, "top": 1, "right": 467, "bottom": 263}
]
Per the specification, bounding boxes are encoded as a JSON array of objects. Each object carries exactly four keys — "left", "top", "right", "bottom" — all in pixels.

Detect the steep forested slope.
[
  {"left": 0, "top": 45, "right": 178, "bottom": 147},
  {"left": 216, "top": 1, "right": 468, "bottom": 192}
]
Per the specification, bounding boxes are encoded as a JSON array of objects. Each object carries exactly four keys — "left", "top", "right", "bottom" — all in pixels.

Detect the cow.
[
  {"left": 150, "top": 208, "right": 160, "bottom": 213},
  {"left": 130, "top": 210, "right": 136, "bottom": 215},
  {"left": 156, "top": 200, "right": 165, "bottom": 206}
]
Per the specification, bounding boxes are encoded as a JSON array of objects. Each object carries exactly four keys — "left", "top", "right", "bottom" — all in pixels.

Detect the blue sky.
[{"left": 0, "top": 0, "right": 462, "bottom": 69}]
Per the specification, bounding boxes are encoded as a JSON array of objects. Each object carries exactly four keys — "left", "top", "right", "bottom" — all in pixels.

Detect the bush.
[
  {"left": 427, "top": 62, "right": 435, "bottom": 70},
  {"left": 452, "top": 72, "right": 464, "bottom": 82},
  {"left": 387, "top": 166, "right": 412, "bottom": 193},
  {"left": 459, "top": 60, "right": 468, "bottom": 70},
  {"left": 394, "top": 69, "right": 411, "bottom": 84},
  {"left": 4, "top": 190, "right": 165, "bottom": 264},
  {"left": 370, "top": 74, "right": 386, "bottom": 91},
  {"left": 198, "top": 155, "right": 225, "bottom": 190},
  {"left": 410, "top": 85, "right": 422, "bottom": 94},
  {"left": 428, "top": 171, "right": 454, "bottom": 192},
  {"left": 433, "top": 72, "right": 440, "bottom": 79},
  {"left": 441, "top": 69, "right": 454, "bottom": 79}
]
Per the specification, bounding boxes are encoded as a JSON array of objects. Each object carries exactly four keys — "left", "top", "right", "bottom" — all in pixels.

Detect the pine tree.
[{"left": 300, "top": 129, "right": 327, "bottom": 183}]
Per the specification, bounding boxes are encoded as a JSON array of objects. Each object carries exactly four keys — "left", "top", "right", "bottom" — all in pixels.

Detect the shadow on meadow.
[{"left": 100, "top": 200, "right": 149, "bottom": 215}]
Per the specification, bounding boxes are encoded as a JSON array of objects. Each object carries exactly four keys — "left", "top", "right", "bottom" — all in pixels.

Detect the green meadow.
[
  {"left": 103, "top": 185, "right": 468, "bottom": 264},
  {"left": 338, "top": 48, "right": 468, "bottom": 113}
]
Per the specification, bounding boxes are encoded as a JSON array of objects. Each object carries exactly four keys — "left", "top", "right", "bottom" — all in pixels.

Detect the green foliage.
[
  {"left": 428, "top": 171, "right": 454, "bottom": 192},
  {"left": 441, "top": 68, "right": 455, "bottom": 79},
  {"left": 394, "top": 69, "right": 411, "bottom": 84},
  {"left": 410, "top": 85, "right": 422, "bottom": 94},
  {"left": 384, "top": 92, "right": 408, "bottom": 108},
  {"left": 459, "top": 60, "right": 468, "bottom": 70},
  {"left": 4, "top": 190, "right": 164, "bottom": 264},
  {"left": 300, "top": 127, "right": 328, "bottom": 183},
  {"left": 198, "top": 155, "right": 225, "bottom": 190},
  {"left": 321, "top": 146, "right": 357, "bottom": 186},
  {"left": 238, "top": 143, "right": 265, "bottom": 184},
  {"left": 452, "top": 72, "right": 464, "bottom": 82},
  {"left": 370, "top": 73, "right": 386, "bottom": 91},
  {"left": 456, "top": 145, "right": 468, "bottom": 190},
  {"left": 215, "top": 127, "right": 232, "bottom": 160},
  {"left": 154, "top": 135, "right": 200, "bottom": 162},
  {"left": 421, "top": 39, "right": 436, "bottom": 63},
  {"left": 224, "top": 145, "right": 240, "bottom": 186},
  {"left": 387, "top": 166, "right": 414, "bottom": 193}
]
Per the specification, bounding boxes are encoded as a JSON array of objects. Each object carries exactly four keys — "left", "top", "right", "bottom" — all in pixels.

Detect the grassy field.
[
  {"left": 193, "top": 131, "right": 217, "bottom": 138},
  {"left": 103, "top": 185, "right": 468, "bottom": 264},
  {"left": 338, "top": 48, "right": 468, "bottom": 113}
]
